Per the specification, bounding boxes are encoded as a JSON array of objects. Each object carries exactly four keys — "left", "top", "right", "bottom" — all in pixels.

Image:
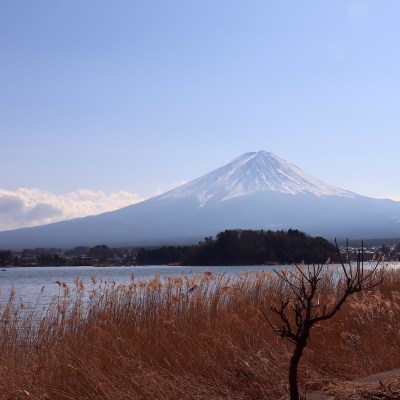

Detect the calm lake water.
[
  {"left": 0, "top": 264, "right": 281, "bottom": 307},
  {"left": 1, "top": 262, "right": 397, "bottom": 309}
]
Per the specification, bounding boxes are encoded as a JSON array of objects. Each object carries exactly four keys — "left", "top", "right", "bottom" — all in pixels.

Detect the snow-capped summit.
[{"left": 158, "top": 150, "right": 355, "bottom": 206}]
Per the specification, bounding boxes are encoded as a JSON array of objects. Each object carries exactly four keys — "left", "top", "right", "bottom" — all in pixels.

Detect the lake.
[
  {"left": 0, "top": 264, "right": 282, "bottom": 307},
  {"left": 1, "top": 262, "right": 396, "bottom": 309}
]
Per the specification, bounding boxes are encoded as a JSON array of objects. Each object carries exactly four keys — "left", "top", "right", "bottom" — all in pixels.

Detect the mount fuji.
[{"left": 1, "top": 150, "right": 400, "bottom": 249}]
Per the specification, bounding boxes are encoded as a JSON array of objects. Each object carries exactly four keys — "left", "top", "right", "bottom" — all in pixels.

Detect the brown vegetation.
[{"left": 0, "top": 266, "right": 399, "bottom": 399}]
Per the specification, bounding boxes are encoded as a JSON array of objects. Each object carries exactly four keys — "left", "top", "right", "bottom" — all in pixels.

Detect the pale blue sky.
[{"left": 1, "top": 1, "right": 400, "bottom": 228}]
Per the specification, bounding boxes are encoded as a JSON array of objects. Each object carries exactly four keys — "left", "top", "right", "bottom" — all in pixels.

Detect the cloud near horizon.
[{"left": 0, "top": 188, "right": 144, "bottom": 231}]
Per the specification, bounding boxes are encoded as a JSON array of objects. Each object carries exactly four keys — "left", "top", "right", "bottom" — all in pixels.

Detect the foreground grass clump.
[{"left": 0, "top": 268, "right": 399, "bottom": 399}]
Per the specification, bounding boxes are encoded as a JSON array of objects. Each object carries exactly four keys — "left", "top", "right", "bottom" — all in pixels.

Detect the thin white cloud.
[
  {"left": 376, "top": 194, "right": 400, "bottom": 202},
  {"left": 0, "top": 188, "right": 144, "bottom": 231},
  {"left": 155, "top": 180, "right": 187, "bottom": 196},
  {"left": 348, "top": 0, "right": 369, "bottom": 21}
]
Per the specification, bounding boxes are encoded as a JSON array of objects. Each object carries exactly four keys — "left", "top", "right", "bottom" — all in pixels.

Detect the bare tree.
[{"left": 267, "top": 241, "right": 384, "bottom": 400}]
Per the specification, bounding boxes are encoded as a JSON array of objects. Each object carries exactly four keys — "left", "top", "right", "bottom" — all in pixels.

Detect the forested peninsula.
[{"left": 136, "top": 229, "right": 337, "bottom": 265}]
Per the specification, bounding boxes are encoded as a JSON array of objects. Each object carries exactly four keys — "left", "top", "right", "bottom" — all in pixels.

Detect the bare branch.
[{"left": 268, "top": 239, "right": 384, "bottom": 400}]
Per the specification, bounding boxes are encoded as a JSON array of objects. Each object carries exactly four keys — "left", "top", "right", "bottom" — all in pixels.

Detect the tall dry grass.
[{"left": 0, "top": 267, "right": 399, "bottom": 399}]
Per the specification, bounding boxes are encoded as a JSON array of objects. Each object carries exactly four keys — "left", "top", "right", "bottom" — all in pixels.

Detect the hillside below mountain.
[{"left": 136, "top": 229, "right": 337, "bottom": 266}]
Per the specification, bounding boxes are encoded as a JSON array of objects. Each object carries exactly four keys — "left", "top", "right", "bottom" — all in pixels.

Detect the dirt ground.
[{"left": 322, "top": 372, "right": 400, "bottom": 399}]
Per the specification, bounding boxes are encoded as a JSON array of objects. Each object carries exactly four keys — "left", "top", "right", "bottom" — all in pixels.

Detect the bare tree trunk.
[
  {"left": 289, "top": 337, "right": 307, "bottom": 400},
  {"left": 269, "top": 244, "right": 384, "bottom": 400}
]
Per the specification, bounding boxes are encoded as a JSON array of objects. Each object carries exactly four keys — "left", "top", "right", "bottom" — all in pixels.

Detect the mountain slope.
[{"left": 0, "top": 151, "right": 399, "bottom": 249}]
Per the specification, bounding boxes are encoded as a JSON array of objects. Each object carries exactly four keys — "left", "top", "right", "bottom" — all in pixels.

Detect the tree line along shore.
[{"left": 1, "top": 228, "right": 399, "bottom": 267}]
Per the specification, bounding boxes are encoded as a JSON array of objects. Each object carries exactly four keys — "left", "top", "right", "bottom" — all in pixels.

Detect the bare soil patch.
[{"left": 306, "top": 370, "right": 400, "bottom": 400}]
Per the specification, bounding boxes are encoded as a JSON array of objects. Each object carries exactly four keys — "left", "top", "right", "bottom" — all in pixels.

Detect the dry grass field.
[{"left": 1, "top": 266, "right": 399, "bottom": 399}]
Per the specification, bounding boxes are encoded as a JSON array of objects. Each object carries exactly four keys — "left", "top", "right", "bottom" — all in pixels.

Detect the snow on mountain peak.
[{"left": 158, "top": 151, "right": 356, "bottom": 206}]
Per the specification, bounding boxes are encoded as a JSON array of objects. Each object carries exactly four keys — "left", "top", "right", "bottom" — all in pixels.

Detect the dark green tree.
[
  {"left": 88, "top": 245, "right": 113, "bottom": 262},
  {"left": 0, "top": 250, "right": 13, "bottom": 266}
]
